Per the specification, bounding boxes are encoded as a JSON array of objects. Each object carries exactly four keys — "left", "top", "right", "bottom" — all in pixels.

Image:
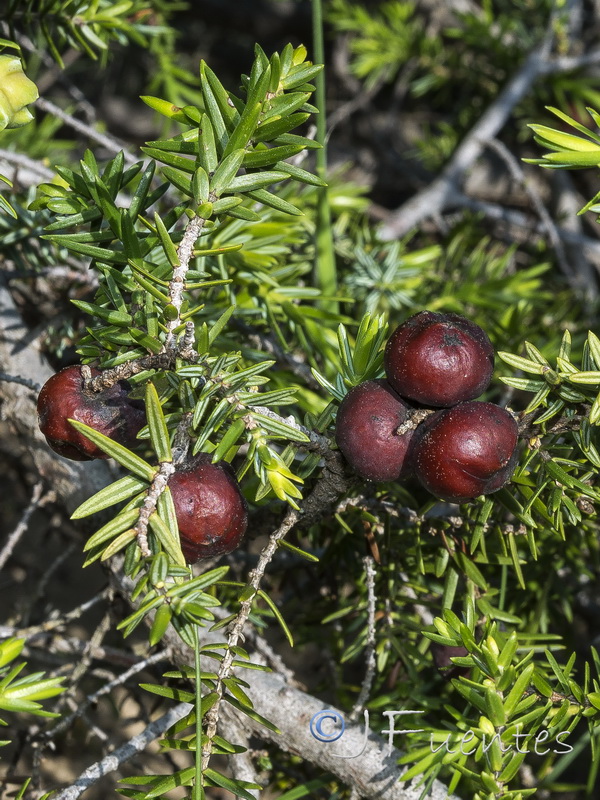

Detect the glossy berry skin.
[
  {"left": 37, "top": 365, "right": 145, "bottom": 460},
  {"left": 169, "top": 455, "right": 248, "bottom": 563},
  {"left": 335, "top": 379, "right": 416, "bottom": 481},
  {"left": 431, "top": 643, "right": 471, "bottom": 680},
  {"left": 384, "top": 311, "right": 494, "bottom": 407},
  {"left": 412, "top": 401, "right": 518, "bottom": 502}
]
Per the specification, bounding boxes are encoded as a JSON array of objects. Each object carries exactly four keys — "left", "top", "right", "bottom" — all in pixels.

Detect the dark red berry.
[
  {"left": 37, "top": 365, "right": 145, "bottom": 461},
  {"left": 431, "top": 643, "right": 471, "bottom": 680},
  {"left": 412, "top": 401, "right": 518, "bottom": 502},
  {"left": 384, "top": 311, "right": 494, "bottom": 407},
  {"left": 169, "top": 455, "right": 248, "bottom": 562},
  {"left": 335, "top": 379, "right": 416, "bottom": 481}
]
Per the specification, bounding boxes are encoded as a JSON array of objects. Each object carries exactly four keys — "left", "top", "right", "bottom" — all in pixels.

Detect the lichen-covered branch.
[
  {"left": 165, "top": 214, "right": 205, "bottom": 349},
  {"left": 135, "top": 461, "right": 176, "bottom": 557}
]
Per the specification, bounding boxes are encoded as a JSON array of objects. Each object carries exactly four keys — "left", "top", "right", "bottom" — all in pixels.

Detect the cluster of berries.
[
  {"left": 335, "top": 311, "right": 519, "bottom": 502},
  {"left": 36, "top": 366, "right": 247, "bottom": 562},
  {"left": 36, "top": 311, "right": 518, "bottom": 564}
]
